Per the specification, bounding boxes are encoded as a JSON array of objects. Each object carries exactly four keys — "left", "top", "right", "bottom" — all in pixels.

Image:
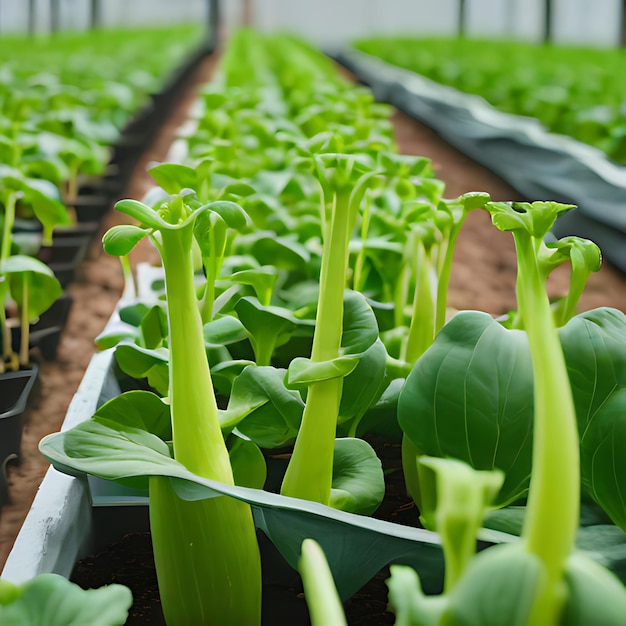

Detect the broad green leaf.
[
  {"left": 338, "top": 338, "right": 387, "bottom": 428},
  {"left": 224, "top": 366, "right": 304, "bottom": 447},
  {"left": 340, "top": 290, "right": 379, "bottom": 355},
  {"left": 330, "top": 437, "right": 385, "bottom": 515},
  {"left": 201, "top": 200, "right": 250, "bottom": 230},
  {"left": 139, "top": 305, "right": 168, "bottom": 350},
  {"left": 559, "top": 307, "right": 626, "bottom": 531},
  {"left": 203, "top": 315, "right": 248, "bottom": 347},
  {"left": 576, "top": 525, "right": 626, "bottom": 583},
  {"left": 398, "top": 311, "right": 534, "bottom": 507},
  {"left": 44, "top": 419, "right": 174, "bottom": 490},
  {"left": 102, "top": 224, "right": 149, "bottom": 256},
  {"left": 227, "top": 433, "right": 267, "bottom": 489},
  {"left": 114, "top": 344, "right": 169, "bottom": 396},
  {"left": 357, "top": 376, "right": 404, "bottom": 438},
  {"left": 442, "top": 544, "right": 540, "bottom": 625},
  {"left": 287, "top": 355, "right": 360, "bottom": 386},
  {"left": 23, "top": 184, "right": 70, "bottom": 237},
  {"left": 149, "top": 163, "right": 198, "bottom": 194},
  {"left": 40, "top": 420, "right": 457, "bottom": 602},
  {"left": 118, "top": 302, "right": 152, "bottom": 327},
  {"left": 244, "top": 233, "right": 311, "bottom": 270},
  {"left": 2, "top": 255, "right": 62, "bottom": 320},
  {"left": 211, "top": 359, "right": 255, "bottom": 398},
  {"left": 561, "top": 553, "right": 626, "bottom": 625},
  {"left": 0, "top": 574, "right": 132, "bottom": 626},
  {"left": 94, "top": 390, "right": 171, "bottom": 442},
  {"left": 95, "top": 325, "right": 141, "bottom": 350}
]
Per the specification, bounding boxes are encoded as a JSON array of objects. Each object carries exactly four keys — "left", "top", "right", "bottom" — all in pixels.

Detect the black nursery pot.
[
  {"left": 38, "top": 236, "right": 91, "bottom": 287},
  {"left": 0, "top": 364, "right": 38, "bottom": 508}
]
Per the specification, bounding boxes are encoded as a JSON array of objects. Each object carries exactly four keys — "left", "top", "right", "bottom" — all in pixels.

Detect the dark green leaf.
[{"left": 398, "top": 311, "right": 534, "bottom": 506}]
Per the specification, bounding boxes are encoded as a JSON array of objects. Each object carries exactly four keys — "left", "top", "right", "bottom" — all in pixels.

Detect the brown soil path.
[{"left": 1, "top": 56, "right": 625, "bottom": 572}]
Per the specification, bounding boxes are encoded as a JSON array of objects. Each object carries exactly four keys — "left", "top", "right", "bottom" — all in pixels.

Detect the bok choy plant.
[
  {"left": 42, "top": 191, "right": 262, "bottom": 625},
  {"left": 279, "top": 150, "right": 385, "bottom": 509},
  {"left": 395, "top": 201, "right": 626, "bottom": 624}
]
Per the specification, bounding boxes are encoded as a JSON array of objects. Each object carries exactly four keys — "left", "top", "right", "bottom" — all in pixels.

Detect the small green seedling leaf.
[
  {"left": 330, "top": 438, "right": 385, "bottom": 515},
  {"left": 485, "top": 200, "right": 575, "bottom": 239},
  {"left": 224, "top": 366, "right": 304, "bottom": 447},
  {"left": 102, "top": 224, "right": 149, "bottom": 256},
  {"left": 114, "top": 199, "right": 167, "bottom": 230}
]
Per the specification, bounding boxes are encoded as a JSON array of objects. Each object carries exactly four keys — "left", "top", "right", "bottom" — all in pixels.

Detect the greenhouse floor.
[{"left": 1, "top": 52, "right": 626, "bottom": 575}]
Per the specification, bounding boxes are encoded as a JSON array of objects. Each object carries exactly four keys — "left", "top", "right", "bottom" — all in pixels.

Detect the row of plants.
[
  {"left": 354, "top": 36, "right": 626, "bottom": 165},
  {"left": 6, "top": 28, "right": 626, "bottom": 624},
  {"left": 0, "top": 25, "right": 209, "bottom": 509}
]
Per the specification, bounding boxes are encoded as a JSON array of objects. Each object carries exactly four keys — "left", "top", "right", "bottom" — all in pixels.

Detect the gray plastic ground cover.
[{"left": 336, "top": 48, "right": 626, "bottom": 272}]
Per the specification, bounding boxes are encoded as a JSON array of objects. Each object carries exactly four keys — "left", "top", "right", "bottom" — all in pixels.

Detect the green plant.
[
  {"left": 395, "top": 201, "right": 626, "bottom": 624},
  {"left": 0, "top": 574, "right": 132, "bottom": 626},
  {"left": 88, "top": 192, "right": 261, "bottom": 625}
]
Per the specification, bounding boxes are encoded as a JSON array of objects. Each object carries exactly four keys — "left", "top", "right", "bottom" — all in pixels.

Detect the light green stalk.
[
  {"left": 1, "top": 192, "right": 17, "bottom": 367},
  {"left": 515, "top": 233, "right": 579, "bottom": 625},
  {"left": 19, "top": 275, "right": 29, "bottom": 367},
  {"left": 403, "top": 241, "right": 436, "bottom": 364},
  {"left": 299, "top": 539, "right": 347, "bottom": 626},
  {"left": 281, "top": 188, "right": 352, "bottom": 504}
]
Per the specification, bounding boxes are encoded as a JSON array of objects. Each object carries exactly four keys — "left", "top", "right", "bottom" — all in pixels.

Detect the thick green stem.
[
  {"left": 120, "top": 255, "right": 136, "bottom": 301},
  {"left": 159, "top": 225, "right": 232, "bottom": 483},
  {"left": 516, "top": 234, "right": 579, "bottom": 625},
  {"left": 154, "top": 222, "right": 261, "bottom": 625},
  {"left": 281, "top": 190, "right": 351, "bottom": 504},
  {"left": 150, "top": 476, "right": 261, "bottom": 626}
]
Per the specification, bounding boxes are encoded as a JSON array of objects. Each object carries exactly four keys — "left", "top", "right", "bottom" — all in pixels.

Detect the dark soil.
[{"left": 2, "top": 49, "right": 626, "bottom": 625}]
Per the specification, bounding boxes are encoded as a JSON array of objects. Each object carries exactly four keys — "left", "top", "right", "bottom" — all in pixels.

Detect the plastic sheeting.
[{"left": 336, "top": 48, "right": 626, "bottom": 272}]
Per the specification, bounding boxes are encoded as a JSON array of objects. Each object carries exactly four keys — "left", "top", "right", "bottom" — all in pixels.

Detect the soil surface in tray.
[{"left": 2, "top": 52, "right": 626, "bottom": 624}]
